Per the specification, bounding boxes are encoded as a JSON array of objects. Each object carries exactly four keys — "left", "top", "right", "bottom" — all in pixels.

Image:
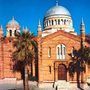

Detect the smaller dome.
[{"left": 7, "top": 17, "right": 19, "bottom": 26}]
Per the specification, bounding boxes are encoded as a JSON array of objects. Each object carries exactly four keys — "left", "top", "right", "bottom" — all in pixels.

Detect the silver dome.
[
  {"left": 7, "top": 17, "right": 19, "bottom": 26},
  {"left": 45, "top": 5, "right": 71, "bottom": 17}
]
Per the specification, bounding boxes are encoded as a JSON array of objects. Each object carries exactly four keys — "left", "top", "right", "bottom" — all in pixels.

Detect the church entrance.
[{"left": 58, "top": 64, "right": 67, "bottom": 80}]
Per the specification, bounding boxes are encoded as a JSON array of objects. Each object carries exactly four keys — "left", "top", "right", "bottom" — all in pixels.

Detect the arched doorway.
[{"left": 58, "top": 64, "right": 67, "bottom": 80}]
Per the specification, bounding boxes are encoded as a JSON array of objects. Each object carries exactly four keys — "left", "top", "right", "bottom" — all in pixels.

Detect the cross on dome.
[
  {"left": 56, "top": 0, "right": 59, "bottom": 6},
  {"left": 45, "top": 0, "right": 71, "bottom": 17}
]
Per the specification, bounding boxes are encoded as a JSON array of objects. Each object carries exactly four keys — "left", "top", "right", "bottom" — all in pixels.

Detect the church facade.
[
  {"left": 37, "top": 2, "right": 90, "bottom": 83},
  {"left": 0, "top": 2, "right": 90, "bottom": 84}
]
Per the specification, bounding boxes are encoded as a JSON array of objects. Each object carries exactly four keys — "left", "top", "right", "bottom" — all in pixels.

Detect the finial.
[
  {"left": 38, "top": 19, "right": 41, "bottom": 27},
  {"left": 56, "top": 0, "right": 59, "bottom": 6},
  {"left": 12, "top": 16, "right": 15, "bottom": 21},
  {"left": 38, "top": 19, "right": 42, "bottom": 32},
  {"left": 23, "top": 26, "right": 28, "bottom": 33},
  {"left": 80, "top": 17, "right": 85, "bottom": 33},
  {"left": 23, "top": 26, "right": 28, "bottom": 32},
  {"left": 81, "top": 17, "right": 84, "bottom": 25},
  {"left": 39, "top": 19, "right": 40, "bottom": 25},
  {"left": 25, "top": 26, "right": 28, "bottom": 32}
]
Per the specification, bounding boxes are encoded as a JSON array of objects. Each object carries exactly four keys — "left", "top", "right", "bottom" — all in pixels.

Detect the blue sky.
[{"left": 0, "top": 0, "right": 90, "bottom": 36}]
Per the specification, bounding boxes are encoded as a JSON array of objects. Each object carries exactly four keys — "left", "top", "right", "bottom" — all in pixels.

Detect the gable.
[{"left": 42, "top": 30, "right": 81, "bottom": 43}]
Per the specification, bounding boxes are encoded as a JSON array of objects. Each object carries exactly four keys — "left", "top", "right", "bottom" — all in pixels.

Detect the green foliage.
[
  {"left": 68, "top": 46, "right": 90, "bottom": 78},
  {"left": 68, "top": 62, "right": 75, "bottom": 77},
  {"left": 84, "top": 47, "right": 90, "bottom": 64},
  {"left": 12, "top": 31, "right": 37, "bottom": 71}
]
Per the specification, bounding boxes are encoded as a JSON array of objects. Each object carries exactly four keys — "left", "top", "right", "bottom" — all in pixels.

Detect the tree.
[
  {"left": 86, "top": 35, "right": 90, "bottom": 44},
  {"left": 12, "top": 31, "right": 37, "bottom": 90},
  {"left": 68, "top": 46, "right": 90, "bottom": 88}
]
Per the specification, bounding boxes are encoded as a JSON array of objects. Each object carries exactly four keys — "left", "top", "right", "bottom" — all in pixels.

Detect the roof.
[
  {"left": 7, "top": 17, "right": 19, "bottom": 26},
  {"left": 42, "top": 30, "right": 81, "bottom": 42},
  {"left": 45, "top": 4, "right": 71, "bottom": 17}
]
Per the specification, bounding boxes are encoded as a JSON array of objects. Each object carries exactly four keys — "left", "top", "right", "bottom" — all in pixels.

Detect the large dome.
[
  {"left": 45, "top": 4, "right": 71, "bottom": 17},
  {"left": 41, "top": 2, "right": 77, "bottom": 37}
]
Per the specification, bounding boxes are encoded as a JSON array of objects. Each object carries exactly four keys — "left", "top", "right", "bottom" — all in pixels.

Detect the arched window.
[
  {"left": 47, "top": 21, "right": 48, "bottom": 26},
  {"left": 49, "top": 66, "right": 51, "bottom": 74},
  {"left": 9, "top": 30, "right": 12, "bottom": 36},
  {"left": 14, "top": 30, "right": 17, "bottom": 36},
  {"left": 61, "top": 19, "right": 63, "bottom": 25},
  {"left": 58, "top": 19, "right": 60, "bottom": 25},
  {"left": 46, "top": 21, "right": 48, "bottom": 27},
  {"left": 45, "top": 22, "right": 47, "bottom": 27},
  {"left": 48, "top": 47, "right": 51, "bottom": 57},
  {"left": 49, "top": 20, "right": 51, "bottom": 26},
  {"left": 71, "top": 47, "right": 75, "bottom": 57},
  {"left": 55, "top": 20, "right": 57, "bottom": 25},
  {"left": 52, "top": 20, "right": 54, "bottom": 25},
  {"left": 57, "top": 47, "right": 59, "bottom": 55},
  {"left": 48, "top": 20, "right": 49, "bottom": 26},
  {"left": 64, "top": 19, "right": 66, "bottom": 25},
  {"left": 56, "top": 44, "right": 66, "bottom": 60},
  {"left": 66, "top": 20, "right": 69, "bottom": 25}
]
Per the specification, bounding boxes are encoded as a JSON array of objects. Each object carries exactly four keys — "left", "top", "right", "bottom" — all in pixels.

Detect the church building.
[
  {"left": 37, "top": 2, "right": 90, "bottom": 83},
  {"left": 0, "top": 1, "right": 90, "bottom": 85}
]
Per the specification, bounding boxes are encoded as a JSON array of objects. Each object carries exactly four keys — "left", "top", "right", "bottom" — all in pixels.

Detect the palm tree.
[
  {"left": 12, "top": 31, "right": 37, "bottom": 90},
  {"left": 68, "top": 61, "right": 75, "bottom": 81},
  {"left": 68, "top": 46, "right": 90, "bottom": 88}
]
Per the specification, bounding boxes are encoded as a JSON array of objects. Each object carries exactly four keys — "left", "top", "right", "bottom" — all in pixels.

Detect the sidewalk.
[
  {"left": 0, "top": 79, "right": 37, "bottom": 90},
  {"left": 0, "top": 79, "right": 90, "bottom": 90}
]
